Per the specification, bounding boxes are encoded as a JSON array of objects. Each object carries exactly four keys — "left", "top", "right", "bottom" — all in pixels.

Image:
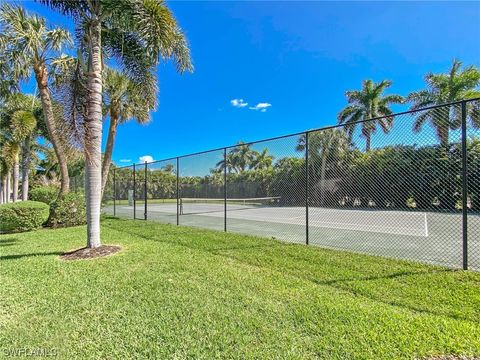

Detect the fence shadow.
[{"left": 0, "top": 237, "right": 19, "bottom": 247}]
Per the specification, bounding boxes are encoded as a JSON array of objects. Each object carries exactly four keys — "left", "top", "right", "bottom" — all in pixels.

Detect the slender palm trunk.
[
  {"left": 34, "top": 63, "right": 70, "bottom": 195},
  {"left": 85, "top": 20, "right": 103, "bottom": 248},
  {"left": 101, "top": 112, "right": 118, "bottom": 199},
  {"left": 21, "top": 138, "right": 31, "bottom": 201},
  {"left": 12, "top": 154, "right": 19, "bottom": 202},
  {"left": 0, "top": 174, "right": 4, "bottom": 204},
  {"left": 6, "top": 171, "right": 11, "bottom": 203},
  {"left": 439, "top": 125, "right": 449, "bottom": 147},
  {"left": 365, "top": 134, "right": 371, "bottom": 152}
]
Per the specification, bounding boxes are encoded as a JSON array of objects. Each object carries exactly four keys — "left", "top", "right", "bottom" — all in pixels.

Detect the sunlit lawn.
[{"left": 1, "top": 217, "right": 479, "bottom": 359}]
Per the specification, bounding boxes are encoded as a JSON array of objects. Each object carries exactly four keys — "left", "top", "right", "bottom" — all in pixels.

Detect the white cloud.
[
  {"left": 139, "top": 155, "right": 154, "bottom": 163},
  {"left": 249, "top": 102, "right": 272, "bottom": 112},
  {"left": 119, "top": 159, "right": 131, "bottom": 163},
  {"left": 230, "top": 99, "right": 248, "bottom": 108}
]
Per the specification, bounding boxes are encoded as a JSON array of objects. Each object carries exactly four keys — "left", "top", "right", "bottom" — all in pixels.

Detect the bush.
[
  {"left": 29, "top": 186, "right": 59, "bottom": 205},
  {"left": 0, "top": 201, "right": 50, "bottom": 233},
  {"left": 48, "top": 192, "right": 86, "bottom": 228}
]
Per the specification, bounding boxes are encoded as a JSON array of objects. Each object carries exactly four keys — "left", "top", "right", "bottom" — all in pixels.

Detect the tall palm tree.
[
  {"left": 41, "top": 0, "right": 193, "bottom": 248},
  {"left": 297, "top": 129, "right": 350, "bottom": 206},
  {"left": 251, "top": 148, "right": 274, "bottom": 170},
  {"left": 0, "top": 4, "right": 72, "bottom": 195},
  {"left": 407, "top": 59, "right": 480, "bottom": 147},
  {"left": 162, "top": 164, "right": 175, "bottom": 174},
  {"left": 0, "top": 138, "right": 14, "bottom": 204},
  {"left": 338, "top": 80, "right": 404, "bottom": 151},
  {"left": 101, "top": 67, "right": 157, "bottom": 197},
  {"left": 2, "top": 93, "right": 43, "bottom": 201},
  {"left": 230, "top": 141, "right": 256, "bottom": 173},
  {"left": 215, "top": 152, "right": 236, "bottom": 174},
  {"left": 1, "top": 97, "right": 39, "bottom": 201}
]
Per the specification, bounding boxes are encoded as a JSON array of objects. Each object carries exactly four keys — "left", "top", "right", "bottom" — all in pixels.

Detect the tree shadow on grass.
[{"left": 0, "top": 251, "right": 63, "bottom": 261}]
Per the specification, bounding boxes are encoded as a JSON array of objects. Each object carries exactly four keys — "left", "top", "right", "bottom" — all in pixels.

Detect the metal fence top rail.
[{"left": 115, "top": 97, "right": 480, "bottom": 169}]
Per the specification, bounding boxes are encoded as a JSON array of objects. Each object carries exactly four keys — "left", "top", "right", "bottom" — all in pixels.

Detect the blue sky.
[{"left": 19, "top": 1, "right": 480, "bottom": 167}]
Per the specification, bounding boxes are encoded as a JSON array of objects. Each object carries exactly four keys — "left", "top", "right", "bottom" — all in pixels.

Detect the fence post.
[
  {"left": 133, "top": 163, "right": 136, "bottom": 220},
  {"left": 224, "top": 148, "right": 227, "bottom": 232},
  {"left": 144, "top": 161, "right": 147, "bottom": 220},
  {"left": 176, "top": 157, "right": 179, "bottom": 226},
  {"left": 305, "top": 132, "right": 309, "bottom": 245},
  {"left": 461, "top": 100, "right": 468, "bottom": 270},
  {"left": 113, "top": 168, "right": 116, "bottom": 216}
]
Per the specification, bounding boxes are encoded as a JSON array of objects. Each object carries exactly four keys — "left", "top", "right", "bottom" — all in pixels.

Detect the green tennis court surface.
[{"left": 103, "top": 200, "right": 479, "bottom": 270}]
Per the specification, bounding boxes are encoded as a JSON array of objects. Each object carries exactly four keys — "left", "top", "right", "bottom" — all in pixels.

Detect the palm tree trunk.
[
  {"left": 101, "top": 112, "right": 118, "bottom": 199},
  {"left": 1, "top": 174, "right": 7, "bottom": 204},
  {"left": 6, "top": 171, "right": 11, "bottom": 203},
  {"left": 12, "top": 154, "right": 19, "bottom": 202},
  {"left": 0, "top": 174, "right": 4, "bottom": 204},
  {"left": 21, "top": 138, "right": 31, "bottom": 201},
  {"left": 34, "top": 63, "right": 70, "bottom": 195},
  {"left": 85, "top": 20, "right": 103, "bottom": 248},
  {"left": 439, "top": 125, "right": 449, "bottom": 147},
  {"left": 365, "top": 134, "right": 371, "bottom": 152}
]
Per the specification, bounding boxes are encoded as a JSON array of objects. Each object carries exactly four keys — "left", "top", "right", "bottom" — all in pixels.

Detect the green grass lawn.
[{"left": 1, "top": 217, "right": 479, "bottom": 359}]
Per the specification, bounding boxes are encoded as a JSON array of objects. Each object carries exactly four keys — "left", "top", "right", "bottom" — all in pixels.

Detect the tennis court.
[{"left": 103, "top": 197, "right": 479, "bottom": 270}]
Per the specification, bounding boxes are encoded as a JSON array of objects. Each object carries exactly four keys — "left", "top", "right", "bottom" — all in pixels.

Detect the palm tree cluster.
[
  {"left": 0, "top": 1, "right": 192, "bottom": 249},
  {"left": 0, "top": 94, "right": 43, "bottom": 203},
  {"left": 214, "top": 141, "right": 275, "bottom": 174},
  {"left": 339, "top": 60, "right": 480, "bottom": 151}
]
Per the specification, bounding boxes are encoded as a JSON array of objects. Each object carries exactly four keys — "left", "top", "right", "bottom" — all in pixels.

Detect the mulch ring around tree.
[{"left": 60, "top": 245, "right": 122, "bottom": 261}]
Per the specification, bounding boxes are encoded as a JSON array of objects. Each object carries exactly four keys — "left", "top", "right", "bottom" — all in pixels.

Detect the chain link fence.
[{"left": 102, "top": 99, "right": 479, "bottom": 270}]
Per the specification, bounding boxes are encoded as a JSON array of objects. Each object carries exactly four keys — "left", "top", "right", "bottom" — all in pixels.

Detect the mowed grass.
[{"left": 1, "top": 217, "right": 479, "bottom": 359}]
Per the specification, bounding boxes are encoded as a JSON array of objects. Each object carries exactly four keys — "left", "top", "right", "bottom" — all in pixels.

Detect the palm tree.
[
  {"left": 101, "top": 67, "right": 157, "bottom": 197},
  {"left": 230, "top": 141, "right": 256, "bottom": 173},
  {"left": 41, "top": 0, "right": 193, "bottom": 248},
  {"left": 0, "top": 4, "right": 72, "bottom": 195},
  {"left": 5, "top": 94, "right": 43, "bottom": 201},
  {"left": 407, "top": 59, "right": 480, "bottom": 147},
  {"left": 297, "top": 129, "right": 350, "bottom": 206},
  {"left": 162, "top": 164, "right": 175, "bottom": 174},
  {"left": 0, "top": 139, "right": 14, "bottom": 204},
  {"left": 338, "top": 80, "right": 404, "bottom": 151},
  {"left": 1, "top": 95, "right": 39, "bottom": 201},
  {"left": 251, "top": 148, "right": 274, "bottom": 170},
  {"left": 215, "top": 152, "right": 236, "bottom": 174}
]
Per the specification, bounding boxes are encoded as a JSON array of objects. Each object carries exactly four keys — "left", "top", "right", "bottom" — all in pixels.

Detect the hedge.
[
  {"left": 0, "top": 201, "right": 50, "bottom": 233},
  {"left": 48, "top": 192, "right": 86, "bottom": 228},
  {"left": 29, "top": 186, "right": 59, "bottom": 205}
]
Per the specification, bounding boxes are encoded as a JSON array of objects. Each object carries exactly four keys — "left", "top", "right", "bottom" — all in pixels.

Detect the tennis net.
[{"left": 179, "top": 197, "right": 281, "bottom": 215}]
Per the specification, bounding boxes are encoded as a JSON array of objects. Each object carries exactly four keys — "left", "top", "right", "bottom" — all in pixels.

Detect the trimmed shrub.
[
  {"left": 29, "top": 186, "right": 59, "bottom": 205},
  {"left": 48, "top": 192, "right": 86, "bottom": 228},
  {"left": 0, "top": 201, "right": 50, "bottom": 233}
]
